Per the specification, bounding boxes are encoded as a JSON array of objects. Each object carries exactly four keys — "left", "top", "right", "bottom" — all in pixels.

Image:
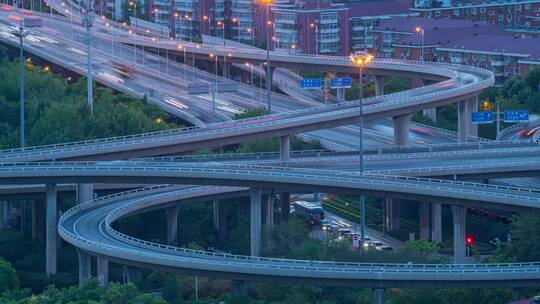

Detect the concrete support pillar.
[
  {"left": 511, "top": 288, "right": 528, "bottom": 302},
  {"left": 165, "top": 206, "right": 180, "bottom": 246},
  {"left": 458, "top": 100, "right": 470, "bottom": 143},
  {"left": 423, "top": 107, "right": 437, "bottom": 123},
  {"left": 97, "top": 258, "right": 109, "bottom": 288},
  {"left": 224, "top": 63, "right": 232, "bottom": 79},
  {"left": 31, "top": 200, "right": 36, "bottom": 239},
  {"left": 452, "top": 205, "right": 466, "bottom": 264},
  {"left": 213, "top": 200, "right": 227, "bottom": 243},
  {"left": 45, "top": 183, "right": 57, "bottom": 276},
  {"left": 250, "top": 187, "right": 262, "bottom": 257},
  {"left": 337, "top": 88, "right": 345, "bottom": 100},
  {"left": 264, "top": 195, "right": 274, "bottom": 227},
  {"left": 238, "top": 197, "right": 250, "bottom": 219},
  {"left": 419, "top": 202, "right": 430, "bottom": 240},
  {"left": 232, "top": 280, "right": 248, "bottom": 296},
  {"left": 280, "top": 193, "right": 290, "bottom": 222},
  {"left": 279, "top": 135, "right": 290, "bottom": 164},
  {"left": 468, "top": 96, "right": 479, "bottom": 138},
  {"left": 0, "top": 201, "right": 8, "bottom": 230},
  {"left": 20, "top": 201, "right": 26, "bottom": 235},
  {"left": 77, "top": 183, "right": 94, "bottom": 205},
  {"left": 431, "top": 203, "right": 442, "bottom": 243},
  {"left": 240, "top": 70, "right": 250, "bottom": 84},
  {"left": 268, "top": 67, "right": 275, "bottom": 85},
  {"left": 373, "top": 288, "right": 385, "bottom": 304},
  {"left": 374, "top": 75, "right": 385, "bottom": 96},
  {"left": 35, "top": 199, "right": 45, "bottom": 243},
  {"left": 393, "top": 114, "right": 412, "bottom": 146},
  {"left": 77, "top": 249, "right": 91, "bottom": 285},
  {"left": 385, "top": 197, "right": 400, "bottom": 231}
]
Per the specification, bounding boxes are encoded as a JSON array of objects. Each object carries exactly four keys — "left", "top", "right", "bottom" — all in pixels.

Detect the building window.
[
  {"left": 435, "top": 10, "right": 441, "bottom": 17},
  {"left": 454, "top": 9, "right": 459, "bottom": 16},
  {"left": 427, "top": 11, "right": 432, "bottom": 17},
  {"left": 525, "top": 3, "right": 531, "bottom": 10},
  {"left": 480, "top": 7, "right": 486, "bottom": 13},
  {"left": 498, "top": 15, "right": 504, "bottom": 21},
  {"left": 320, "top": 12, "right": 338, "bottom": 21},
  {"left": 471, "top": 7, "right": 477, "bottom": 15}
]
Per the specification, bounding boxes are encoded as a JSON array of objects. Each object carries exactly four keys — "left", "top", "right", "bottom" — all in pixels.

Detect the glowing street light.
[
  {"left": 259, "top": 0, "right": 273, "bottom": 113},
  {"left": 349, "top": 50, "right": 373, "bottom": 254},
  {"left": 415, "top": 26, "right": 425, "bottom": 62}
]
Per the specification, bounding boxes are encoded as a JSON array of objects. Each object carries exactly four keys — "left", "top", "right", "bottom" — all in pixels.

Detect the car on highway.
[
  {"left": 338, "top": 228, "right": 353, "bottom": 239},
  {"left": 380, "top": 246, "right": 393, "bottom": 252},
  {"left": 112, "top": 63, "right": 135, "bottom": 79},
  {"left": 371, "top": 241, "right": 384, "bottom": 250},
  {"left": 321, "top": 219, "right": 332, "bottom": 232}
]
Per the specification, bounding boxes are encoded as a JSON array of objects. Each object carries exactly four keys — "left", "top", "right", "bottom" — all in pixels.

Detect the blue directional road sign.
[
  {"left": 471, "top": 112, "right": 493, "bottom": 124},
  {"left": 504, "top": 110, "right": 529, "bottom": 123},
  {"left": 330, "top": 77, "right": 352, "bottom": 89},
  {"left": 300, "top": 78, "right": 322, "bottom": 90}
]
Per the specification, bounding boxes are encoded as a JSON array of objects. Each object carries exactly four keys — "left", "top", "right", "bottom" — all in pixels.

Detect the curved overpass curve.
[
  {"left": 0, "top": 60, "right": 493, "bottom": 162},
  {"left": 2, "top": 162, "right": 540, "bottom": 211},
  {"left": 58, "top": 184, "right": 540, "bottom": 289}
]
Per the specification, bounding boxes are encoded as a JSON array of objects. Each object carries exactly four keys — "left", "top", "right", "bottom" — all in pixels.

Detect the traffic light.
[{"left": 465, "top": 235, "right": 474, "bottom": 247}]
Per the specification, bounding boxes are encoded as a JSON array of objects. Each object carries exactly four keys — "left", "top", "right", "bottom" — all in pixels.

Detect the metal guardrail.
[
  {"left": 3, "top": 162, "right": 540, "bottom": 201},
  {"left": 0, "top": 12, "right": 494, "bottom": 161},
  {"left": 57, "top": 184, "right": 540, "bottom": 276}
]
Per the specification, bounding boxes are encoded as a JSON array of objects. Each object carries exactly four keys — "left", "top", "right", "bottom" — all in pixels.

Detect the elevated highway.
[
  {"left": 0, "top": 3, "right": 539, "bottom": 300},
  {"left": 58, "top": 185, "right": 540, "bottom": 289}
]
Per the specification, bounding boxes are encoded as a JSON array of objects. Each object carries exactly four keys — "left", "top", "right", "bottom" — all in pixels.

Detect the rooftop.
[
  {"left": 344, "top": 0, "right": 413, "bottom": 17},
  {"left": 441, "top": 34, "right": 540, "bottom": 60}
]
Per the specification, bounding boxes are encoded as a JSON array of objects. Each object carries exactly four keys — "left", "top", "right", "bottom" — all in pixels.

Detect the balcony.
[{"left": 274, "top": 18, "right": 296, "bottom": 24}]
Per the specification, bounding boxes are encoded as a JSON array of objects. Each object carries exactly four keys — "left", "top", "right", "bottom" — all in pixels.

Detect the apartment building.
[
  {"left": 412, "top": 0, "right": 540, "bottom": 31},
  {"left": 375, "top": 17, "right": 540, "bottom": 82}
]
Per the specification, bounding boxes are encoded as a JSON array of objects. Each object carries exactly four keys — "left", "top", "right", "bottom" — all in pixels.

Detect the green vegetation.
[{"left": 0, "top": 53, "right": 178, "bottom": 149}]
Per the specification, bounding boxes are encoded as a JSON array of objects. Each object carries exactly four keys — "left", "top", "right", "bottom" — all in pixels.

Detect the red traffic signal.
[{"left": 465, "top": 235, "right": 474, "bottom": 246}]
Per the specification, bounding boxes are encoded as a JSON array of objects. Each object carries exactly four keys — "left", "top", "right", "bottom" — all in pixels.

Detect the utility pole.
[{"left": 82, "top": 0, "right": 94, "bottom": 112}]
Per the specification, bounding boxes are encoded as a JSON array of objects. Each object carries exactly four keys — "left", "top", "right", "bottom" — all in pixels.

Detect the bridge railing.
[
  {"left": 0, "top": 73, "right": 494, "bottom": 161},
  {"left": 4, "top": 161, "right": 540, "bottom": 199},
  {"left": 0, "top": 22, "right": 494, "bottom": 161},
  {"left": 56, "top": 184, "right": 540, "bottom": 274}
]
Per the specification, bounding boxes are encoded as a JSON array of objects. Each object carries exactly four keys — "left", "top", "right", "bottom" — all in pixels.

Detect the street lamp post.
[
  {"left": 217, "top": 20, "right": 225, "bottom": 45},
  {"left": 415, "top": 26, "right": 424, "bottom": 62},
  {"left": 246, "top": 28, "right": 254, "bottom": 46},
  {"left": 185, "top": 14, "right": 192, "bottom": 42},
  {"left": 210, "top": 53, "right": 218, "bottom": 112},
  {"left": 310, "top": 22, "right": 318, "bottom": 55},
  {"left": 10, "top": 24, "right": 28, "bottom": 148},
  {"left": 245, "top": 62, "right": 254, "bottom": 104},
  {"left": 203, "top": 15, "right": 211, "bottom": 36},
  {"left": 260, "top": 0, "right": 273, "bottom": 113},
  {"left": 82, "top": 0, "right": 94, "bottom": 112},
  {"left": 350, "top": 50, "right": 373, "bottom": 254},
  {"left": 232, "top": 17, "right": 240, "bottom": 42}
]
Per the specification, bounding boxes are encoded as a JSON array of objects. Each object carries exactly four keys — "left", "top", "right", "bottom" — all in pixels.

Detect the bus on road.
[{"left": 293, "top": 201, "right": 324, "bottom": 226}]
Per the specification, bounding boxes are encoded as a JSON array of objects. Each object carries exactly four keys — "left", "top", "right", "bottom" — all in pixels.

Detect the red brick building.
[
  {"left": 412, "top": 0, "right": 540, "bottom": 33},
  {"left": 374, "top": 17, "right": 540, "bottom": 83}
]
